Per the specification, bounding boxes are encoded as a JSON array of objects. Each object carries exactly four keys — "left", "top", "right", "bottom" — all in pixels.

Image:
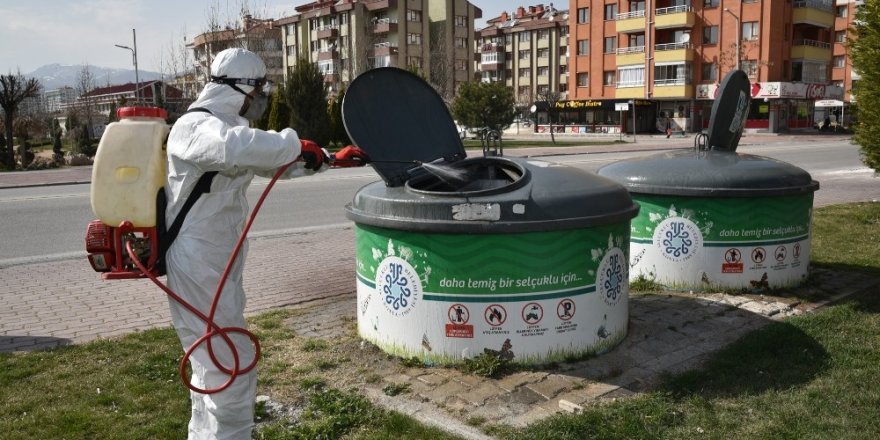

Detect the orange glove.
[
  {"left": 331, "top": 145, "right": 370, "bottom": 167},
  {"left": 299, "top": 140, "right": 329, "bottom": 170}
]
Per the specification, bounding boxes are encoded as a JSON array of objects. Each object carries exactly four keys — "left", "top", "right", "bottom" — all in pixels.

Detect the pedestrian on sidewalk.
[{"left": 164, "top": 48, "right": 330, "bottom": 440}]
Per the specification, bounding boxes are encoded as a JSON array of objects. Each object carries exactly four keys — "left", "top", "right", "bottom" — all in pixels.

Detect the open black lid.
[
  {"left": 707, "top": 69, "right": 751, "bottom": 152},
  {"left": 342, "top": 67, "right": 466, "bottom": 186}
]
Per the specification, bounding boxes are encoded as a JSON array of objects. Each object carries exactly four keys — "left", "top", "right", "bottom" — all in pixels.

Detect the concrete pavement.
[{"left": 2, "top": 131, "right": 877, "bottom": 437}]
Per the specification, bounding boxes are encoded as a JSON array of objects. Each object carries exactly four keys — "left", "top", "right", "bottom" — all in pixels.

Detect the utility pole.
[
  {"left": 114, "top": 29, "right": 140, "bottom": 104},
  {"left": 724, "top": 8, "right": 741, "bottom": 71}
]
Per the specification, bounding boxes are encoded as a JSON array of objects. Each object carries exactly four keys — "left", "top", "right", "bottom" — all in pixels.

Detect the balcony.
[
  {"left": 654, "top": 42, "right": 694, "bottom": 63},
  {"left": 373, "top": 42, "right": 399, "bottom": 56},
  {"left": 481, "top": 42, "right": 503, "bottom": 53},
  {"left": 615, "top": 86, "right": 645, "bottom": 99},
  {"left": 371, "top": 18, "right": 398, "bottom": 34},
  {"left": 653, "top": 81, "right": 694, "bottom": 98},
  {"left": 616, "top": 46, "right": 646, "bottom": 66},
  {"left": 793, "top": 0, "right": 834, "bottom": 28},
  {"left": 316, "top": 26, "right": 338, "bottom": 39},
  {"left": 791, "top": 39, "right": 832, "bottom": 61},
  {"left": 364, "top": 0, "right": 398, "bottom": 11},
  {"left": 481, "top": 52, "right": 503, "bottom": 65},
  {"left": 615, "top": 10, "right": 646, "bottom": 34},
  {"left": 654, "top": 5, "right": 695, "bottom": 29},
  {"left": 317, "top": 49, "right": 338, "bottom": 61}
]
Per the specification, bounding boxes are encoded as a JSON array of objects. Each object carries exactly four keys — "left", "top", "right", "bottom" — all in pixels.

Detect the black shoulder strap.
[{"left": 155, "top": 107, "right": 219, "bottom": 274}]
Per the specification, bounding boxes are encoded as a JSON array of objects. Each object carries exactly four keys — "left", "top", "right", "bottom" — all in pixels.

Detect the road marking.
[{"left": 0, "top": 193, "right": 89, "bottom": 203}]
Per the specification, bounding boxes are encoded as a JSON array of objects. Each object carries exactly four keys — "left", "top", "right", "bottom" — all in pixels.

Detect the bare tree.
[
  {"left": 75, "top": 64, "right": 97, "bottom": 137},
  {"left": 0, "top": 71, "right": 41, "bottom": 169},
  {"left": 428, "top": 23, "right": 453, "bottom": 105},
  {"left": 537, "top": 89, "right": 562, "bottom": 144}
]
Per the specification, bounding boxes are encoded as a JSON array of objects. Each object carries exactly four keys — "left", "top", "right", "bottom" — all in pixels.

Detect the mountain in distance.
[{"left": 25, "top": 63, "right": 164, "bottom": 91}]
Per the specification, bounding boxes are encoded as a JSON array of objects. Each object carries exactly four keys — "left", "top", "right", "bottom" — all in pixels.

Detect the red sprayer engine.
[{"left": 85, "top": 106, "right": 169, "bottom": 279}]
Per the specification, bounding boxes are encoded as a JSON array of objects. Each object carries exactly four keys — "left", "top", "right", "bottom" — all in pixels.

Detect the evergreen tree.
[
  {"left": 284, "top": 57, "right": 331, "bottom": 147},
  {"left": 266, "top": 84, "right": 289, "bottom": 132},
  {"left": 850, "top": 1, "right": 880, "bottom": 172},
  {"left": 451, "top": 81, "right": 516, "bottom": 133},
  {"left": 328, "top": 86, "right": 351, "bottom": 147}
]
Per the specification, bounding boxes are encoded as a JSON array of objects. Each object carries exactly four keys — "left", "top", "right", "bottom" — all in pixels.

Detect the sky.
[{"left": 0, "top": 0, "right": 511, "bottom": 75}]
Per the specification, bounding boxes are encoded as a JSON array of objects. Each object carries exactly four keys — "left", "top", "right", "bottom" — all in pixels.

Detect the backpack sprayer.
[{"left": 84, "top": 106, "right": 367, "bottom": 393}]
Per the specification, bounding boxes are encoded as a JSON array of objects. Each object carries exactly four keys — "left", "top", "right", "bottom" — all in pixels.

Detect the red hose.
[{"left": 127, "top": 161, "right": 294, "bottom": 394}]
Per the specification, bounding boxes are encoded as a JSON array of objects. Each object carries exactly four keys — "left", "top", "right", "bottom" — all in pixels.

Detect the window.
[
  {"left": 834, "top": 56, "right": 845, "bottom": 68},
  {"left": 407, "top": 56, "right": 422, "bottom": 69},
  {"left": 704, "top": 0, "right": 719, "bottom": 7},
  {"left": 537, "top": 85, "right": 550, "bottom": 95},
  {"left": 519, "top": 49, "right": 530, "bottom": 60},
  {"left": 577, "top": 72, "right": 589, "bottom": 87},
  {"left": 836, "top": 6, "right": 848, "bottom": 18},
  {"left": 408, "top": 10, "right": 422, "bottom": 22},
  {"left": 455, "top": 59, "right": 467, "bottom": 71},
  {"left": 577, "top": 39, "right": 589, "bottom": 56},
  {"left": 538, "top": 30, "right": 550, "bottom": 40},
  {"left": 310, "top": 18, "right": 319, "bottom": 31},
  {"left": 286, "top": 24, "right": 296, "bottom": 34},
  {"left": 702, "top": 63, "right": 718, "bottom": 82},
  {"left": 629, "top": 34, "right": 645, "bottom": 48},
  {"left": 341, "top": 12, "right": 348, "bottom": 25},
  {"left": 310, "top": 41, "right": 320, "bottom": 52},
  {"left": 655, "top": 63, "right": 692, "bottom": 85},
  {"left": 519, "top": 32, "right": 531, "bottom": 43},
  {"left": 560, "top": 64, "right": 568, "bottom": 74},
  {"left": 604, "top": 37, "right": 617, "bottom": 53},
  {"left": 518, "top": 86, "right": 530, "bottom": 96},
  {"left": 603, "top": 71, "right": 615, "bottom": 86},
  {"left": 455, "top": 15, "right": 468, "bottom": 27},
  {"left": 538, "top": 66, "right": 550, "bottom": 77},
  {"left": 407, "top": 33, "right": 422, "bottom": 45},
  {"left": 604, "top": 4, "right": 617, "bottom": 21},
  {"left": 630, "top": 1, "right": 646, "bottom": 12},
  {"left": 617, "top": 67, "right": 645, "bottom": 87},
  {"left": 742, "top": 22, "right": 759, "bottom": 41},
  {"left": 560, "top": 45, "right": 569, "bottom": 56},
  {"left": 560, "top": 26, "right": 569, "bottom": 37},
  {"left": 560, "top": 83, "right": 568, "bottom": 93},
  {"left": 519, "top": 68, "right": 530, "bottom": 78},
  {"left": 835, "top": 31, "right": 847, "bottom": 43},
  {"left": 703, "top": 26, "right": 718, "bottom": 44},
  {"left": 577, "top": 7, "right": 590, "bottom": 24},
  {"left": 741, "top": 60, "right": 759, "bottom": 77},
  {"left": 286, "top": 45, "right": 297, "bottom": 56},
  {"left": 455, "top": 37, "right": 468, "bottom": 49},
  {"left": 318, "top": 60, "right": 336, "bottom": 74},
  {"left": 538, "top": 48, "right": 550, "bottom": 58}
]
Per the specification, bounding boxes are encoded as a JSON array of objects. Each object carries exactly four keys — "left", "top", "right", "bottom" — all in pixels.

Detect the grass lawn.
[{"left": 1, "top": 202, "right": 878, "bottom": 439}]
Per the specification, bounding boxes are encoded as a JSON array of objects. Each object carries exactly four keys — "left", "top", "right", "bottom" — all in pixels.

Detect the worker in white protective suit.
[{"left": 164, "top": 48, "right": 329, "bottom": 440}]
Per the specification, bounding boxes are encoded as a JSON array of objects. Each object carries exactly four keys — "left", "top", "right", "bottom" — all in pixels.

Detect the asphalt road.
[{"left": 0, "top": 137, "right": 875, "bottom": 265}]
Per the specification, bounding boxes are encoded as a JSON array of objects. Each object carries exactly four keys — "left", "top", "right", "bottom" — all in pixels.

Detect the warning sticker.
[
  {"left": 722, "top": 248, "right": 744, "bottom": 274},
  {"left": 446, "top": 324, "right": 474, "bottom": 338}
]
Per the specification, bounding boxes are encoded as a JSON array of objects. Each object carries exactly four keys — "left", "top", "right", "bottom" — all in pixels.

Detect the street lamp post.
[
  {"left": 115, "top": 29, "right": 140, "bottom": 104},
  {"left": 724, "top": 8, "right": 741, "bottom": 72}
]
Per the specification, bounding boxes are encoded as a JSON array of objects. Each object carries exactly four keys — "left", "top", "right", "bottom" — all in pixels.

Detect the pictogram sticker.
[
  {"left": 556, "top": 299, "right": 576, "bottom": 321},
  {"left": 722, "top": 248, "right": 744, "bottom": 273},
  {"left": 751, "top": 247, "right": 767, "bottom": 264},
  {"left": 448, "top": 304, "right": 470, "bottom": 324},
  {"left": 484, "top": 304, "right": 507, "bottom": 326},
  {"left": 522, "top": 302, "right": 544, "bottom": 325}
]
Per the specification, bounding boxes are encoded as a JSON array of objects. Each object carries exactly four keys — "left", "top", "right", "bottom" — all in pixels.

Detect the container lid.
[
  {"left": 117, "top": 106, "right": 168, "bottom": 120},
  {"left": 347, "top": 157, "right": 640, "bottom": 233},
  {"left": 597, "top": 150, "right": 819, "bottom": 197},
  {"left": 342, "top": 67, "right": 466, "bottom": 187},
  {"left": 706, "top": 69, "right": 751, "bottom": 152}
]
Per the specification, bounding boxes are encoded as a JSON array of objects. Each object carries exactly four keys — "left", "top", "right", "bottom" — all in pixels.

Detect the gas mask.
[
  {"left": 240, "top": 94, "right": 269, "bottom": 121},
  {"left": 210, "top": 75, "right": 274, "bottom": 121}
]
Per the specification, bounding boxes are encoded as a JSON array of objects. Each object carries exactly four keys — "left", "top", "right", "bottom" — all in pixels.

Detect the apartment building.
[
  {"left": 190, "top": 15, "right": 284, "bottom": 88},
  {"left": 560, "top": 0, "right": 847, "bottom": 135},
  {"left": 276, "top": 0, "right": 481, "bottom": 97},
  {"left": 819, "top": 0, "right": 863, "bottom": 128},
  {"left": 477, "top": 4, "right": 570, "bottom": 119}
]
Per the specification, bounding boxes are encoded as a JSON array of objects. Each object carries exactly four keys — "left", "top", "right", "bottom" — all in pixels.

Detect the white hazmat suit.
[{"left": 164, "top": 48, "right": 320, "bottom": 439}]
